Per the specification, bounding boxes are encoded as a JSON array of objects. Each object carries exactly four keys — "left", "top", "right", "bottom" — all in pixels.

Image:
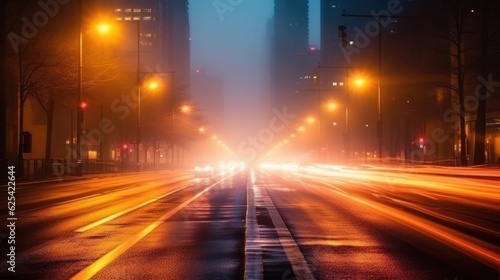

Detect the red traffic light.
[
  {"left": 122, "top": 144, "right": 128, "bottom": 149},
  {"left": 80, "top": 101, "right": 88, "bottom": 109}
]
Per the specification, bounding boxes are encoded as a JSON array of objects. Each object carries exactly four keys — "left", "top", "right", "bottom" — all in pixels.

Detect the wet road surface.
[{"left": 1, "top": 167, "right": 498, "bottom": 279}]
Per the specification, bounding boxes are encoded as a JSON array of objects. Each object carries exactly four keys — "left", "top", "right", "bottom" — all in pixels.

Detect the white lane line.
[
  {"left": 244, "top": 171, "right": 264, "bottom": 280},
  {"left": 70, "top": 177, "right": 226, "bottom": 280},
  {"left": 75, "top": 184, "right": 191, "bottom": 232},
  {"left": 259, "top": 185, "right": 315, "bottom": 280}
]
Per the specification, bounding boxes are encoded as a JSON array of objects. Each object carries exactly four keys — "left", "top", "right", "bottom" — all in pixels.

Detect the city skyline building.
[{"left": 270, "top": 0, "right": 313, "bottom": 113}]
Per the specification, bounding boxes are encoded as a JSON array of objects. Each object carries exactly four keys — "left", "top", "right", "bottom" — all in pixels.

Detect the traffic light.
[
  {"left": 419, "top": 137, "right": 424, "bottom": 148},
  {"left": 338, "top": 25, "right": 347, "bottom": 47},
  {"left": 79, "top": 100, "right": 88, "bottom": 109}
]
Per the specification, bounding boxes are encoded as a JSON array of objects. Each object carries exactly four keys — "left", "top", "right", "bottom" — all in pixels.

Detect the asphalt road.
[{"left": 0, "top": 167, "right": 498, "bottom": 279}]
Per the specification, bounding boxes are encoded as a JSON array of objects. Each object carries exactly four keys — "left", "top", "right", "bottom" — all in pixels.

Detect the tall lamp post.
[
  {"left": 342, "top": 11, "right": 390, "bottom": 161},
  {"left": 135, "top": 20, "right": 141, "bottom": 171},
  {"left": 76, "top": 2, "right": 112, "bottom": 175},
  {"left": 76, "top": 0, "right": 83, "bottom": 175}
]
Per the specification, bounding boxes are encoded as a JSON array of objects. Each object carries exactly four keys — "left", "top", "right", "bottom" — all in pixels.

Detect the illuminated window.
[
  {"left": 332, "top": 82, "right": 338, "bottom": 86},
  {"left": 124, "top": 16, "right": 131, "bottom": 21},
  {"left": 133, "top": 16, "right": 140, "bottom": 20},
  {"left": 133, "top": 8, "right": 141, "bottom": 12},
  {"left": 116, "top": 17, "right": 123, "bottom": 21},
  {"left": 143, "top": 16, "right": 152, "bottom": 20},
  {"left": 144, "top": 8, "right": 152, "bottom": 13},
  {"left": 115, "top": 8, "right": 122, "bottom": 12},
  {"left": 339, "top": 82, "right": 344, "bottom": 86},
  {"left": 144, "top": 33, "right": 152, "bottom": 37},
  {"left": 124, "top": 8, "right": 131, "bottom": 12}
]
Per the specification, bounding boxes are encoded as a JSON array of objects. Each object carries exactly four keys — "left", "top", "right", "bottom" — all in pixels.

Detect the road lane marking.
[
  {"left": 244, "top": 171, "right": 264, "bottom": 280},
  {"left": 250, "top": 171, "right": 315, "bottom": 280},
  {"left": 75, "top": 184, "right": 191, "bottom": 232},
  {"left": 259, "top": 185, "right": 315, "bottom": 280},
  {"left": 70, "top": 177, "right": 226, "bottom": 280}
]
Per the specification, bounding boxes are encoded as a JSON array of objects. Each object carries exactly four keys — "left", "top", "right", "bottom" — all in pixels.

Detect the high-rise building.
[
  {"left": 109, "top": 0, "right": 190, "bottom": 82},
  {"left": 270, "top": 0, "right": 311, "bottom": 113},
  {"left": 320, "top": 0, "right": 339, "bottom": 67}
]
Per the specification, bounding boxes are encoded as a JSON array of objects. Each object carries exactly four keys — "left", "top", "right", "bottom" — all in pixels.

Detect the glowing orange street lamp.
[
  {"left": 146, "top": 80, "right": 159, "bottom": 90},
  {"left": 327, "top": 102, "right": 337, "bottom": 111},
  {"left": 180, "top": 104, "right": 191, "bottom": 113},
  {"left": 96, "top": 22, "right": 111, "bottom": 34},
  {"left": 354, "top": 77, "right": 365, "bottom": 87}
]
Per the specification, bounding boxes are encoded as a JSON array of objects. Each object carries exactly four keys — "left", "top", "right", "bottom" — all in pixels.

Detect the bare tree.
[
  {"left": 15, "top": 41, "right": 62, "bottom": 176},
  {"left": 473, "top": 0, "right": 500, "bottom": 164},
  {"left": 413, "top": 0, "right": 480, "bottom": 166}
]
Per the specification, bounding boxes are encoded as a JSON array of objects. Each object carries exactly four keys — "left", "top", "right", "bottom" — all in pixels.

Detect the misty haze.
[{"left": 1, "top": 0, "right": 499, "bottom": 279}]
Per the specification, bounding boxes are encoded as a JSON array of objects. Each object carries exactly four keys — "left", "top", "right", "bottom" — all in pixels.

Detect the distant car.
[
  {"left": 194, "top": 161, "right": 214, "bottom": 177},
  {"left": 298, "top": 162, "right": 318, "bottom": 173},
  {"left": 280, "top": 161, "right": 298, "bottom": 172}
]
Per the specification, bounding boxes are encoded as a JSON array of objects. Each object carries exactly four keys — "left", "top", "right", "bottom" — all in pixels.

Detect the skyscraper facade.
[
  {"left": 109, "top": 0, "right": 190, "bottom": 83},
  {"left": 270, "top": 0, "right": 311, "bottom": 112}
]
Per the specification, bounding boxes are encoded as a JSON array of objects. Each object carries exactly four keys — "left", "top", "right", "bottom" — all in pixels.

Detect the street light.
[
  {"left": 97, "top": 23, "right": 111, "bottom": 34},
  {"left": 146, "top": 80, "right": 159, "bottom": 90},
  {"left": 328, "top": 102, "right": 337, "bottom": 111},
  {"left": 134, "top": 20, "right": 141, "bottom": 171},
  {"left": 181, "top": 104, "right": 191, "bottom": 113},
  {"left": 317, "top": 65, "right": 367, "bottom": 160},
  {"left": 76, "top": 0, "right": 84, "bottom": 175},
  {"left": 342, "top": 11, "right": 390, "bottom": 162},
  {"left": 76, "top": 1, "right": 111, "bottom": 175},
  {"left": 354, "top": 78, "right": 365, "bottom": 87}
]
